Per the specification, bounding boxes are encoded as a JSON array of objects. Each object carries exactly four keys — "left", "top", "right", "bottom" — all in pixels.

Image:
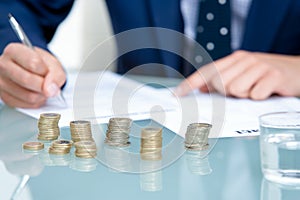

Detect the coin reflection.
[
  {"left": 140, "top": 160, "right": 162, "bottom": 192},
  {"left": 104, "top": 144, "right": 132, "bottom": 173},
  {"left": 185, "top": 150, "right": 212, "bottom": 175},
  {"left": 69, "top": 157, "right": 98, "bottom": 172}
]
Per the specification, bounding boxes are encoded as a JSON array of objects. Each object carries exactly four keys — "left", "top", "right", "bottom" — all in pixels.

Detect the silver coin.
[
  {"left": 185, "top": 123, "right": 212, "bottom": 151},
  {"left": 105, "top": 117, "right": 132, "bottom": 147}
]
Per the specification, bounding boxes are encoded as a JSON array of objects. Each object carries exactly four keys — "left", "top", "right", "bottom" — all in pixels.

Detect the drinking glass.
[{"left": 259, "top": 112, "right": 300, "bottom": 186}]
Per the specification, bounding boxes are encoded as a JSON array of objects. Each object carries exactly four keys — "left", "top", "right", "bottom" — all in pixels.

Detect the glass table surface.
[{"left": 1, "top": 75, "right": 300, "bottom": 200}]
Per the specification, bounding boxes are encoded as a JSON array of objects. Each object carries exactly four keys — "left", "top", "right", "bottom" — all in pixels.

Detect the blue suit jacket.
[{"left": 1, "top": 0, "right": 300, "bottom": 77}]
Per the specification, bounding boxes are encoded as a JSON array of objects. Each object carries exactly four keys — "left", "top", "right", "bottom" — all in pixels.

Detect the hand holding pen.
[{"left": 0, "top": 14, "right": 66, "bottom": 108}]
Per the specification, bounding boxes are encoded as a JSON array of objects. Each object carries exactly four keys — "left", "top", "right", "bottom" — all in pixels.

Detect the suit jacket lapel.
[
  {"left": 147, "top": 0, "right": 183, "bottom": 31},
  {"left": 241, "top": 0, "right": 292, "bottom": 51}
]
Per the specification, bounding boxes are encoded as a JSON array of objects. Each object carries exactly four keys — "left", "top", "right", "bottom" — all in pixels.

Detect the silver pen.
[
  {"left": 8, "top": 13, "right": 66, "bottom": 105},
  {"left": 10, "top": 175, "right": 30, "bottom": 200}
]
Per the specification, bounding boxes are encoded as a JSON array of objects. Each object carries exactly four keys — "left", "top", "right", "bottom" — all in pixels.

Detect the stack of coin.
[
  {"left": 185, "top": 123, "right": 212, "bottom": 151},
  {"left": 23, "top": 141, "right": 44, "bottom": 151},
  {"left": 105, "top": 117, "right": 132, "bottom": 147},
  {"left": 140, "top": 127, "right": 163, "bottom": 160},
  {"left": 74, "top": 141, "right": 97, "bottom": 158},
  {"left": 37, "top": 113, "right": 61, "bottom": 141},
  {"left": 70, "top": 120, "right": 94, "bottom": 142},
  {"left": 49, "top": 139, "right": 73, "bottom": 155}
]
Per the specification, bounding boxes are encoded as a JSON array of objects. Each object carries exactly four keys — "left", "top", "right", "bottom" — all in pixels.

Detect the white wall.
[{"left": 48, "top": 0, "right": 116, "bottom": 72}]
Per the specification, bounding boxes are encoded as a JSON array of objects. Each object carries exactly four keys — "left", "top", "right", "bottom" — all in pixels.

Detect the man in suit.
[{"left": 0, "top": 0, "right": 300, "bottom": 108}]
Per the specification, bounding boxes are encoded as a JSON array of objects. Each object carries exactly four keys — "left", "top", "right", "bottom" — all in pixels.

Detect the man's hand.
[
  {"left": 175, "top": 50, "right": 300, "bottom": 100},
  {"left": 0, "top": 43, "right": 66, "bottom": 108}
]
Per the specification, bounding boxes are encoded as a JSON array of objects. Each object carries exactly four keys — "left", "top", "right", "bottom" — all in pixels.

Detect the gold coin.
[
  {"left": 140, "top": 126, "right": 163, "bottom": 160},
  {"left": 52, "top": 140, "right": 73, "bottom": 147},
  {"left": 38, "top": 135, "right": 59, "bottom": 141},
  {"left": 49, "top": 150, "right": 70, "bottom": 155},
  {"left": 141, "top": 127, "right": 162, "bottom": 138},
  {"left": 40, "top": 113, "right": 61, "bottom": 119},
  {"left": 23, "top": 141, "right": 44, "bottom": 151},
  {"left": 74, "top": 141, "right": 96, "bottom": 148},
  {"left": 37, "top": 113, "right": 61, "bottom": 142}
]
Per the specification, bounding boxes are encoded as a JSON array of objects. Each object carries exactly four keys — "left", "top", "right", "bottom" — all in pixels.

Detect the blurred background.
[{"left": 48, "top": 0, "right": 116, "bottom": 72}]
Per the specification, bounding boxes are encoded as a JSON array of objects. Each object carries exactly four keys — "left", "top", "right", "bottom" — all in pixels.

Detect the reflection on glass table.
[
  {"left": 261, "top": 178, "right": 300, "bottom": 200},
  {"left": 0, "top": 106, "right": 264, "bottom": 200}
]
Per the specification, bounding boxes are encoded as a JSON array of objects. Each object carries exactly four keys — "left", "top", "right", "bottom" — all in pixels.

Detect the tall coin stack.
[
  {"left": 38, "top": 113, "right": 61, "bottom": 141},
  {"left": 105, "top": 118, "right": 132, "bottom": 147},
  {"left": 185, "top": 123, "right": 212, "bottom": 151},
  {"left": 140, "top": 127, "right": 163, "bottom": 161},
  {"left": 70, "top": 120, "right": 94, "bottom": 142},
  {"left": 49, "top": 140, "right": 73, "bottom": 155},
  {"left": 74, "top": 141, "right": 97, "bottom": 158}
]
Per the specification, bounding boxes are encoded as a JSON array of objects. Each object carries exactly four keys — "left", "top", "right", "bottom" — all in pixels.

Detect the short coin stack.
[
  {"left": 38, "top": 113, "right": 61, "bottom": 141},
  {"left": 23, "top": 141, "right": 44, "bottom": 151},
  {"left": 140, "top": 127, "right": 163, "bottom": 160},
  {"left": 105, "top": 118, "right": 132, "bottom": 147},
  {"left": 49, "top": 140, "right": 73, "bottom": 155},
  {"left": 74, "top": 141, "right": 97, "bottom": 158},
  {"left": 70, "top": 120, "right": 94, "bottom": 142},
  {"left": 185, "top": 123, "right": 212, "bottom": 151}
]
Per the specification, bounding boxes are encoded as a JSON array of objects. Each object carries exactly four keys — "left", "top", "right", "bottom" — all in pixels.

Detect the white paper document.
[
  {"left": 16, "top": 71, "right": 300, "bottom": 138},
  {"left": 160, "top": 89, "right": 300, "bottom": 138},
  {"left": 17, "top": 71, "right": 177, "bottom": 127}
]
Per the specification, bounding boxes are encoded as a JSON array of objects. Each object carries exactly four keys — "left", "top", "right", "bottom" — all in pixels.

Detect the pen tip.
[{"left": 8, "top": 13, "right": 12, "bottom": 19}]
